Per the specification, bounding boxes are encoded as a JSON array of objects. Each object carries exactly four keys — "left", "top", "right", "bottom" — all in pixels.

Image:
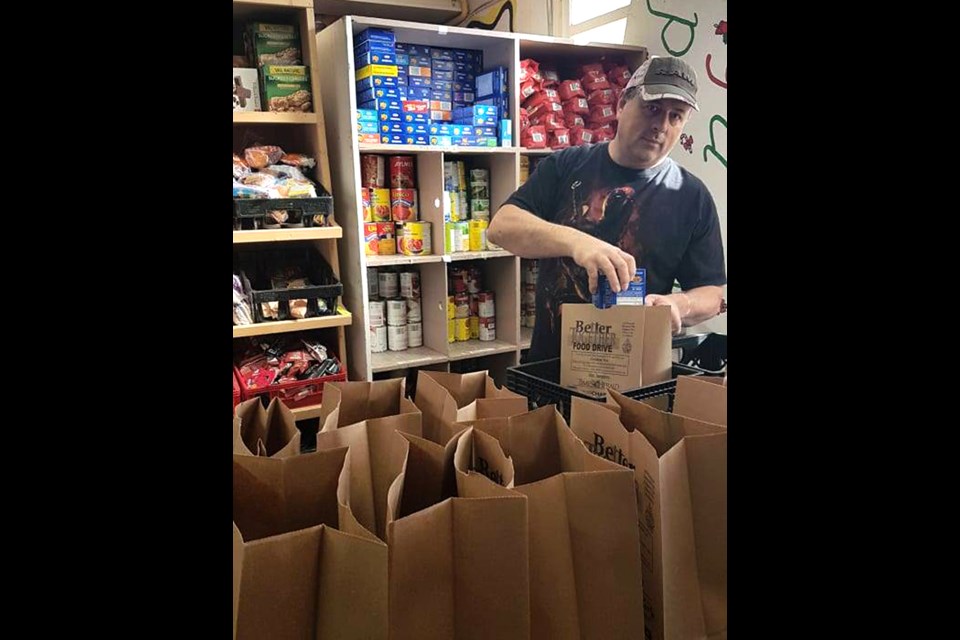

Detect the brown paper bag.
[
  {"left": 414, "top": 370, "right": 528, "bottom": 445},
  {"left": 386, "top": 430, "right": 531, "bottom": 640},
  {"left": 318, "top": 379, "right": 421, "bottom": 435},
  {"left": 455, "top": 406, "right": 645, "bottom": 640},
  {"left": 569, "top": 391, "right": 726, "bottom": 640},
  {"left": 672, "top": 375, "right": 727, "bottom": 426},
  {"left": 560, "top": 303, "right": 673, "bottom": 397},
  {"left": 233, "top": 522, "right": 243, "bottom": 640},
  {"left": 233, "top": 447, "right": 388, "bottom": 639},
  {"left": 234, "top": 397, "right": 300, "bottom": 457}
]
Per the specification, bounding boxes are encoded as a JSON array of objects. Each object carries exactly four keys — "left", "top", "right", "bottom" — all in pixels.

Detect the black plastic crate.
[
  {"left": 235, "top": 245, "right": 343, "bottom": 323},
  {"left": 233, "top": 188, "right": 334, "bottom": 230},
  {"left": 506, "top": 358, "right": 705, "bottom": 424},
  {"left": 673, "top": 332, "right": 727, "bottom": 374}
]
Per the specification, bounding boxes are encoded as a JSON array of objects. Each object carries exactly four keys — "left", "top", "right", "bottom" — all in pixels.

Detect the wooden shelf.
[
  {"left": 233, "top": 112, "right": 318, "bottom": 125},
  {"left": 359, "top": 144, "right": 517, "bottom": 155},
  {"left": 291, "top": 403, "right": 324, "bottom": 420},
  {"left": 233, "top": 226, "right": 342, "bottom": 243},
  {"left": 520, "top": 148, "right": 554, "bottom": 155},
  {"left": 233, "top": 308, "right": 353, "bottom": 338},
  {"left": 366, "top": 254, "right": 443, "bottom": 267},
  {"left": 448, "top": 339, "right": 518, "bottom": 362},
  {"left": 371, "top": 346, "right": 448, "bottom": 373},
  {"left": 520, "top": 327, "right": 532, "bottom": 350},
  {"left": 234, "top": 0, "right": 313, "bottom": 8},
  {"left": 444, "top": 249, "right": 514, "bottom": 261}
]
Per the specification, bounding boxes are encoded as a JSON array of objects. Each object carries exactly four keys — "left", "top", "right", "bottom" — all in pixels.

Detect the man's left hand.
[{"left": 644, "top": 293, "right": 684, "bottom": 334}]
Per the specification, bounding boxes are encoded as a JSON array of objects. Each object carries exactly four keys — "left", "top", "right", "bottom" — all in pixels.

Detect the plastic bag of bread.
[{"left": 244, "top": 145, "right": 285, "bottom": 169}]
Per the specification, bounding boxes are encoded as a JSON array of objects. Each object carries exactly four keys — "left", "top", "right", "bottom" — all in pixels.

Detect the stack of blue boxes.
[{"left": 354, "top": 28, "right": 512, "bottom": 147}]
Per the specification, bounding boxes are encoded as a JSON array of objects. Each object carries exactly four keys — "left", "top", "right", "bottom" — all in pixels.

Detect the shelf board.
[
  {"left": 448, "top": 339, "right": 517, "bottom": 362},
  {"left": 359, "top": 143, "right": 517, "bottom": 155},
  {"left": 232, "top": 226, "right": 342, "bottom": 243},
  {"left": 233, "top": 308, "right": 352, "bottom": 338},
  {"left": 444, "top": 249, "right": 514, "bottom": 261},
  {"left": 520, "top": 327, "right": 532, "bottom": 350},
  {"left": 371, "top": 346, "right": 448, "bottom": 373},
  {"left": 233, "top": 111, "right": 318, "bottom": 125},
  {"left": 366, "top": 254, "right": 443, "bottom": 267},
  {"left": 520, "top": 148, "right": 554, "bottom": 155},
  {"left": 234, "top": 0, "right": 313, "bottom": 7},
  {"left": 291, "top": 403, "right": 324, "bottom": 420},
  {"left": 317, "top": 0, "right": 462, "bottom": 23}
]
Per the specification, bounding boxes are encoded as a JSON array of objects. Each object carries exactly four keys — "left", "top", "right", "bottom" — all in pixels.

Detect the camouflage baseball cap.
[{"left": 624, "top": 56, "right": 699, "bottom": 111}]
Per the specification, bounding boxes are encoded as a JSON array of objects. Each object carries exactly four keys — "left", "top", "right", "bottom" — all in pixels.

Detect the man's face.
[{"left": 615, "top": 94, "right": 693, "bottom": 168}]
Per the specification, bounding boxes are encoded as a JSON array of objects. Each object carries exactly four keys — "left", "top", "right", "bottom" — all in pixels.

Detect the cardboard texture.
[
  {"left": 414, "top": 370, "right": 527, "bottom": 445},
  {"left": 234, "top": 397, "right": 300, "bottom": 457},
  {"left": 318, "top": 379, "right": 421, "bottom": 435},
  {"left": 569, "top": 390, "right": 726, "bottom": 640},
  {"left": 233, "top": 523, "right": 243, "bottom": 640},
  {"left": 672, "top": 375, "right": 727, "bottom": 426},
  {"left": 560, "top": 303, "right": 673, "bottom": 397},
  {"left": 454, "top": 406, "right": 645, "bottom": 640},
  {"left": 386, "top": 430, "right": 531, "bottom": 640},
  {"left": 233, "top": 447, "right": 388, "bottom": 639}
]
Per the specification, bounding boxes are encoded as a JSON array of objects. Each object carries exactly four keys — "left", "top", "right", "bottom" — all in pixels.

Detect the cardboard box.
[
  {"left": 430, "top": 59, "right": 455, "bottom": 71},
  {"left": 357, "top": 108, "right": 379, "bottom": 122},
  {"left": 500, "top": 119, "right": 513, "bottom": 146},
  {"left": 402, "top": 122, "right": 428, "bottom": 135},
  {"left": 356, "top": 64, "right": 398, "bottom": 80},
  {"left": 358, "top": 120, "right": 379, "bottom": 133},
  {"left": 430, "top": 135, "right": 454, "bottom": 146},
  {"left": 404, "top": 133, "right": 430, "bottom": 146},
  {"left": 402, "top": 111, "right": 428, "bottom": 124},
  {"left": 407, "top": 75, "right": 432, "bottom": 88},
  {"left": 476, "top": 94, "right": 510, "bottom": 119},
  {"left": 357, "top": 86, "right": 401, "bottom": 104},
  {"left": 559, "top": 304, "right": 672, "bottom": 397},
  {"left": 380, "top": 122, "right": 404, "bottom": 134},
  {"left": 432, "top": 80, "right": 454, "bottom": 93},
  {"left": 394, "top": 53, "right": 410, "bottom": 66},
  {"left": 476, "top": 66, "right": 509, "bottom": 99},
  {"left": 232, "top": 68, "right": 261, "bottom": 112},
  {"left": 430, "top": 47, "right": 455, "bottom": 61},
  {"left": 408, "top": 54, "right": 432, "bottom": 67},
  {"left": 374, "top": 97, "right": 403, "bottom": 111},
  {"left": 403, "top": 86, "right": 431, "bottom": 100},
  {"left": 359, "top": 133, "right": 381, "bottom": 144},
  {"left": 246, "top": 22, "right": 302, "bottom": 66},
  {"left": 381, "top": 133, "right": 406, "bottom": 144},
  {"left": 402, "top": 100, "right": 429, "bottom": 114},
  {"left": 395, "top": 43, "right": 431, "bottom": 56},
  {"left": 430, "top": 109, "right": 452, "bottom": 121},
  {"left": 260, "top": 65, "right": 312, "bottom": 113},
  {"left": 355, "top": 50, "right": 397, "bottom": 66},
  {"left": 356, "top": 75, "right": 399, "bottom": 91},
  {"left": 432, "top": 69, "right": 454, "bottom": 82},
  {"left": 378, "top": 107, "right": 403, "bottom": 123},
  {"left": 452, "top": 91, "right": 476, "bottom": 103},
  {"left": 355, "top": 27, "right": 395, "bottom": 46},
  {"left": 429, "top": 123, "right": 453, "bottom": 135},
  {"left": 453, "top": 49, "right": 482, "bottom": 66}
]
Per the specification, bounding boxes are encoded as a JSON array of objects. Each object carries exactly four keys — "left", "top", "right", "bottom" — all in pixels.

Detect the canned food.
[
  {"left": 454, "top": 292, "right": 470, "bottom": 318},
  {"left": 388, "top": 324, "right": 408, "bottom": 351},
  {"left": 444, "top": 222, "right": 461, "bottom": 254},
  {"left": 370, "top": 325, "right": 388, "bottom": 353},
  {"left": 397, "top": 221, "right": 432, "bottom": 255},
  {"left": 406, "top": 297, "right": 422, "bottom": 323},
  {"left": 371, "top": 188, "right": 392, "bottom": 221},
  {"left": 389, "top": 155, "right": 416, "bottom": 189},
  {"left": 399, "top": 271, "right": 421, "bottom": 299},
  {"left": 379, "top": 271, "right": 399, "bottom": 298},
  {"left": 470, "top": 209, "right": 490, "bottom": 222},
  {"left": 454, "top": 317, "right": 470, "bottom": 342},
  {"left": 470, "top": 198, "right": 490, "bottom": 213},
  {"left": 469, "top": 219, "right": 488, "bottom": 252},
  {"left": 386, "top": 298, "right": 407, "bottom": 326},
  {"left": 368, "top": 299, "right": 385, "bottom": 327},
  {"left": 367, "top": 267, "right": 378, "bottom": 298},
  {"left": 469, "top": 293, "right": 479, "bottom": 318},
  {"left": 470, "top": 184, "right": 489, "bottom": 200},
  {"left": 450, "top": 268, "right": 467, "bottom": 294},
  {"left": 478, "top": 291, "right": 495, "bottom": 318},
  {"left": 391, "top": 188, "right": 418, "bottom": 222},
  {"left": 479, "top": 316, "right": 496, "bottom": 341},
  {"left": 455, "top": 222, "right": 470, "bottom": 252},
  {"left": 364, "top": 222, "right": 396, "bottom": 255},
  {"left": 525, "top": 310, "right": 536, "bottom": 328},
  {"left": 523, "top": 283, "right": 537, "bottom": 305},
  {"left": 361, "top": 187, "right": 372, "bottom": 222},
  {"left": 465, "top": 267, "right": 482, "bottom": 294},
  {"left": 469, "top": 315, "right": 479, "bottom": 340},
  {"left": 407, "top": 322, "right": 423, "bottom": 347},
  {"left": 447, "top": 318, "right": 455, "bottom": 343},
  {"left": 361, "top": 154, "right": 386, "bottom": 188}
]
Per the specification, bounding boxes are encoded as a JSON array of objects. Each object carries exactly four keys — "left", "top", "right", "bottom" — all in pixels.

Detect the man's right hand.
[{"left": 571, "top": 236, "right": 637, "bottom": 294}]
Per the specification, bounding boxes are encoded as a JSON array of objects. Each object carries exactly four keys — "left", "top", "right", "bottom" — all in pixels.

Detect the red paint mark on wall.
[{"left": 705, "top": 53, "right": 727, "bottom": 89}]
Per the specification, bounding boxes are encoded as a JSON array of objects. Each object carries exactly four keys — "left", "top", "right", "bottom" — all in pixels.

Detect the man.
[{"left": 488, "top": 55, "right": 726, "bottom": 361}]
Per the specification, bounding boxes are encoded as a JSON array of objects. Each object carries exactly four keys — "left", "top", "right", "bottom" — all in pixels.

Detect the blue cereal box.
[{"left": 592, "top": 270, "right": 647, "bottom": 308}]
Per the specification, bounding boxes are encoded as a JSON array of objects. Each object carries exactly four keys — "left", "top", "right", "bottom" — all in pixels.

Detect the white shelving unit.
[{"left": 316, "top": 15, "right": 646, "bottom": 380}]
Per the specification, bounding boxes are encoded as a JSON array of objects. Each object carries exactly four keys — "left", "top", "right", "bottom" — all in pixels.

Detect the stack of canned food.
[
  {"left": 367, "top": 267, "right": 423, "bottom": 353},
  {"left": 447, "top": 263, "right": 496, "bottom": 343}
]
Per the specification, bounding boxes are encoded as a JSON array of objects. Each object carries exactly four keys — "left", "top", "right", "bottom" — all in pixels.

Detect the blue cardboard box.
[
  {"left": 476, "top": 66, "right": 509, "bottom": 99},
  {"left": 432, "top": 80, "right": 454, "bottom": 92},
  {"left": 431, "top": 59, "right": 455, "bottom": 71},
  {"left": 430, "top": 135, "right": 454, "bottom": 146},
  {"left": 357, "top": 86, "right": 400, "bottom": 104},
  {"left": 380, "top": 121, "right": 404, "bottom": 134},
  {"left": 358, "top": 120, "right": 379, "bottom": 133},
  {"left": 432, "top": 70, "right": 454, "bottom": 82},
  {"left": 500, "top": 119, "right": 512, "bottom": 146},
  {"left": 429, "top": 123, "right": 452, "bottom": 135},
  {"left": 381, "top": 133, "right": 405, "bottom": 144},
  {"left": 430, "top": 48, "right": 454, "bottom": 61},
  {"left": 404, "top": 86, "right": 431, "bottom": 100},
  {"left": 356, "top": 75, "right": 398, "bottom": 91},
  {"left": 355, "top": 27, "right": 395, "bottom": 46},
  {"left": 408, "top": 75, "right": 432, "bottom": 88},
  {"left": 356, "top": 108, "right": 379, "bottom": 122},
  {"left": 452, "top": 91, "right": 476, "bottom": 103},
  {"left": 453, "top": 49, "right": 482, "bottom": 66},
  {"left": 403, "top": 112, "right": 429, "bottom": 124},
  {"left": 355, "top": 50, "right": 397, "bottom": 66},
  {"left": 403, "top": 122, "right": 429, "bottom": 135},
  {"left": 375, "top": 97, "right": 403, "bottom": 111},
  {"left": 378, "top": 107, "right": 403, "bottom": 123}
]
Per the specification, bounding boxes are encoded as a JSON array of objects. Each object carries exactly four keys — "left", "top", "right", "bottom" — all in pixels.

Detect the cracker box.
[
  {"left": 246, "top": 23, "right": 302, "bottom": 66},
  {"left": 260, "top": 65, "right": 312, "bottom": 113},
  {"left": 232, "top": 68, "right": 261, "bottom": 111}
]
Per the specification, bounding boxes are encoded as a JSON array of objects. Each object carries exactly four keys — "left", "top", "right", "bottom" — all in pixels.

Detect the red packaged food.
[
  {"left": 549, "top": 128, "right": 571, "bottom": 149},
  {"left": 521, "top": 125, "right": 548, "bottom": 149},
  {"left": 587, "top": 88, "right": 616, "bottom": 106},
  {"left": 520, "top": 78, "right": 539, "bottom": 101},
  {"left": 588, "top": 104, "right": 618, "bottom": 125},
  {"left": 562, "top": 97, "right": 590, "bottom": 115},
  {"left": 582, "top": 73, "right": 611, "bottom": 92},
  {"left": 564, "top": 112, "right": 586, "bottom": 128},
  {"left": 519, "top": 107, "right": 530, "bottom": 131},
  {"left": 579, "top": 63, "right": 605, "bottom": 77},
  {"left": 558, "top": 79, "right": 586, "bottom": 101},
  {"left": 608, "top": 65, "right": 632, "bottom": 87},
  {"left": 593, "top": 127, "right": 614, "bottom": 142},
  {"left": 530, "top": 111, "right": 564, "bottom": 132},
  {"left": 541, "top": 68, "right": 559, "bottom": 87},
  {"left": 569, "top": 126, "right": 595, "bottom": 146},
  {"left": 520, "top": 58, "right": 542, "bottom": 83}
]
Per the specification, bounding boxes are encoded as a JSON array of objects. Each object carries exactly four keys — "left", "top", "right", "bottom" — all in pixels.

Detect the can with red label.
[
  {"left": 361, "top": 187, "right": 372, "bottom": 222},
  {"left": 391, "top": 188, "right": 418, "bottom": 222},
  {"left": 454, "top": 292, "right": 470, "bottom": 318},
  {"left": 370, "top": 188, "right": 392, "bottom": 221},
  {"left": 389, "top": 155, "right": 416, "bottom": 189},
  {"left": 479, "top": 316, "right": 496, "bottom": 341},
  {"left": 469, "top": 293, "right": 479, "bottom": 318},
  {"left": 361, "top": 155, "right": 386, "bottom": 188},
  {"left": 465, "top": 267, "right": 482, "bottom": 294},
  {"left": 478, "top": 291, "right": 495, "bottom": 318}
]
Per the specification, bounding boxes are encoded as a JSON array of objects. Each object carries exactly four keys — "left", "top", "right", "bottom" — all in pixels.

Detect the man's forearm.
[
  {"left": 670, "top": 286, "right": 725, "bottom": 326},
  {"left": 488, "top": 204, "right": 585, "bottom": 259}
]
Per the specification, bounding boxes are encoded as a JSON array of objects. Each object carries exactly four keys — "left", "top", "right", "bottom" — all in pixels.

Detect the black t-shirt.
[{"left": 505, "top": 142, "right": 726, "bottom": 361}]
